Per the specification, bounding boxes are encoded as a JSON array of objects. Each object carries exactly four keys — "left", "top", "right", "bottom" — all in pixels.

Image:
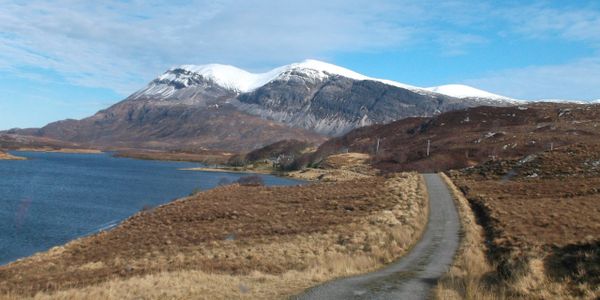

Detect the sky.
[{"left": 1, "top": 0, "right": 600, "bottom": 129}]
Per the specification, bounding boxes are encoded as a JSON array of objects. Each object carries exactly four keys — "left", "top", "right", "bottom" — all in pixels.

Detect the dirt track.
[{"left": 296, "top": 173, "right": 460, "bottom": 300}]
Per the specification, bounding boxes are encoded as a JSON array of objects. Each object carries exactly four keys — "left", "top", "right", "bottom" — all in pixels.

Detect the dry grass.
[
  {"left": 439, "top": 147, "right": 600, "bottom": 300},
  {"left": 433, "top": 173, "right": 504, "bottom": 300},
  {"left": 0, "top": 173, "right": 428, "bottom": 299}
]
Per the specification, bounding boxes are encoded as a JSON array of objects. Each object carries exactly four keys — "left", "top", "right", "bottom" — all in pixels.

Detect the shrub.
[{"left": 227, "top": 155, "right": 247, "bottom": 167}]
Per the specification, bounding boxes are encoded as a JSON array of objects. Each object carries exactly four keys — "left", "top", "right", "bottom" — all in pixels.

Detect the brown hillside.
[
  {"left": 0, "top": 133, "right": 84, "bottom": 150},
  {"left": 448, "top": 143, "right": 600, "bottom": 298},
  {"left": 6, "top": 103, "right": 325, "bottom": 152},
  {"left": 309, "top": 103, "right": 600, "bottom": 173}
]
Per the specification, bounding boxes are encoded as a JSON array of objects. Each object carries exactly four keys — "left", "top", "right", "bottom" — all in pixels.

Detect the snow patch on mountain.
[
  {"left": 161, "top": 64, "right": 279, "bottom": 93},
  {"left": 529, "top": 99, "right": 595, "bottom": 104},
  {"left": 157, "top": 59, "right": 423, "bottom": 93},
  {"left": 139, "top": 59, "right": 525, "bottom": 103},
  {"left": 424, "top": 84, "right": 511, "bottom": 100}
]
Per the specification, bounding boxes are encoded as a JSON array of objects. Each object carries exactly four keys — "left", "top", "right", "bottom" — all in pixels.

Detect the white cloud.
[
  {"left": 0, "top": 0, "right": 423, "bottom": 95},
  {"left": 499, "top": 3, "right": 600, "bottom": 45},
  {"left": 0, "top": 0, "right": 497, "bottom": 95},
  {"left": 461, "top": 2, "right": 600, "bottom": 101},
  {"left": 1, "top": 0, "right": 599, "bottom": 101},
  {"left": 464, "top": 57, "right": 600, "bottom": 101}
]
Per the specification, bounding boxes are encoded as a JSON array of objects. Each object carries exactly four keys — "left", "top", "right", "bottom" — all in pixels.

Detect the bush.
[
  {"left": 227, "top": 155, "right": 247, "bottom": 167},
  {"left": 236, "top": 175, "right": 265, "bottom": 186}
]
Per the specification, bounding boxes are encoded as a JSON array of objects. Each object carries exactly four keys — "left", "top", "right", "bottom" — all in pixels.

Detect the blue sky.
[{"left": 1, "top": 0, "right": 600, "bottom": 129}]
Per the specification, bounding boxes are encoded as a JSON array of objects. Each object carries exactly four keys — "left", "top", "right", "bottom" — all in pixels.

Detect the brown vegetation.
[
  {"left": 304, "top": 103, "right": 600, "bottom": 173},
  {"left": 0, "top": 173, "right": 427, "bottom": 299},
  {"left": 445, "top": 143, "right": 600, "bottom": 299},
  {"left": 434, "top": 173, "right": 504, "bottom": 300},
  {"left": 113, "top": 149, "right": 233, "bottom": 164},
  {"left": 0, "top": 133, "right": 97, "bottom": 153},
  {"left": 287, "top": 153, "right": 378, "bottom": 182},
  {"left": 0, "top": 151, "right": 26, "bottom": 160},
  {"left": 7, "top": 102, "right": 326, "bottom": 152}
]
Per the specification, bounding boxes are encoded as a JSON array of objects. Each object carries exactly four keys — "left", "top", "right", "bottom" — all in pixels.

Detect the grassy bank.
[
  {"left": 434, "top": 173, "right": 503, "bottom": 299},
  {"left": 436, "top": 144, "right": 600, "bottom": 299},
  {"left": 0, "top": 173, "right": 428, "bottom": 299}
]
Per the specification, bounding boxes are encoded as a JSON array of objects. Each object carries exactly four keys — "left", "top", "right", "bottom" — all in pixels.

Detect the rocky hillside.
[{"left": 7, "top": 60, "right": 518, "bottom": 152}]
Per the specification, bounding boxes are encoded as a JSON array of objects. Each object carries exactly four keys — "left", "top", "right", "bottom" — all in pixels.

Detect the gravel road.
[{"left": 295, "top": 173, "right": 460, "bottom": 300}]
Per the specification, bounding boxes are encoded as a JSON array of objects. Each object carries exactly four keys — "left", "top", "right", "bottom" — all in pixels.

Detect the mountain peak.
[
  {"left": 153, "top": 59, "right": 422, "bottom": 94},
  {"left": 145, "top": 60, "right": 516, "bottom": 102},
  {"left": 162, "top": 59, "right": 373, "bottom": 93},
  {"left": 160, "top": 63, "right": 259, "bottom": 92}
]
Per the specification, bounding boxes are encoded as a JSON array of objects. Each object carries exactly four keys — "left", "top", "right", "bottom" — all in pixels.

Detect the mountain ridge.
[
  {"left": 136, "top": 59, "right": 518, "bottom": 102},
  {"left": 5, "top": 59, "right": 527, "bottom": 152}
]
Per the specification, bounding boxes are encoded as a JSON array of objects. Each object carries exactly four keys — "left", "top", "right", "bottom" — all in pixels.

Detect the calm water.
[{"left": 0, "top": 151, "right": 302, "bottom": 265}]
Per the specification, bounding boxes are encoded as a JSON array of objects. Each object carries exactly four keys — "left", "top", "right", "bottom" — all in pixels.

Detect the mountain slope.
[
  {"left": 35, "top": 101, "right": 324, "bottom": 152},
  {"left": 11, "top": 59, "right": 520, "bottom": 152}
]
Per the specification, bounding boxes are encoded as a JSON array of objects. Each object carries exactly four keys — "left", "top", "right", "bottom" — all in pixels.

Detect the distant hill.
[{"left": 307, "top": 102, "right": 600, "bottom": 172}]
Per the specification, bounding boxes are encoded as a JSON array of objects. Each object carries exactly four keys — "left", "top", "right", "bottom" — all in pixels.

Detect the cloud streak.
[
  {"left": 0, "top": 0, "right": 424, "bottom": 94},
  {"left": 0, "top": 0, "right": 599, "bottom": 101},
  {"left": 464, "top": 2, "right": 600, "bottom": 100},
  {"left": 465, "top": 57, "right": 600, "bottom": 100}
]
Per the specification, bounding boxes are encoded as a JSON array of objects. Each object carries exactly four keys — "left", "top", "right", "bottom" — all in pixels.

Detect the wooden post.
[{"left": 375, "top": 138, "right": 380, "bottom": 155}]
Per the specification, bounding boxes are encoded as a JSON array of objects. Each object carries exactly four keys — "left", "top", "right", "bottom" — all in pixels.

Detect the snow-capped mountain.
[
  {"left": 124, "top": 59, "right": 520, "bottom": 136},
  {"left": 19, "top": 60, "right": 524, "bottom": 151},
  {"left": 133, "top": 59, "right": 515, "bottom": 102}
]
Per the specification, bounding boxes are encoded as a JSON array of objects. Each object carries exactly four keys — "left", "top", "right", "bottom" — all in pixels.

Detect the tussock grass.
[
  {"left": 434, "top": 173, "right": 504, "bottom": 300},
  {"left": 435, "top": 173, "right": 600, "bottom": 300}
]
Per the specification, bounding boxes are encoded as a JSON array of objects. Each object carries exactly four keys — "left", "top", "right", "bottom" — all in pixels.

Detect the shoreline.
[
  {"left": 0, "top": 154, "right": 303, "bottom": 267},
  {"left": 112, "top": 149, "right": 233, "bottom": 165},
  {"left": 0, "top": 173, "right": 426, "bottom": 299},
  {"left": 179, "top": 166, "right": 276, "bottom": 175},
  {"left": 15, "top": 147, "right": 103, "bottom": 154},
  {"left": 180, "top": 166, "right": 337, "bottom": 182}
]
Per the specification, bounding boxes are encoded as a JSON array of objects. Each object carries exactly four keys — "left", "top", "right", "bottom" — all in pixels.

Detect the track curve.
[{"left": 295, "top": 173, "right": 460, "bottom": 300}]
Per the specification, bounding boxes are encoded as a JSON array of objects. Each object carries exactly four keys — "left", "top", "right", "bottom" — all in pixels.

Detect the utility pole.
[{"left": 426, "top": 139, "right": 431, "bottom": 157}]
